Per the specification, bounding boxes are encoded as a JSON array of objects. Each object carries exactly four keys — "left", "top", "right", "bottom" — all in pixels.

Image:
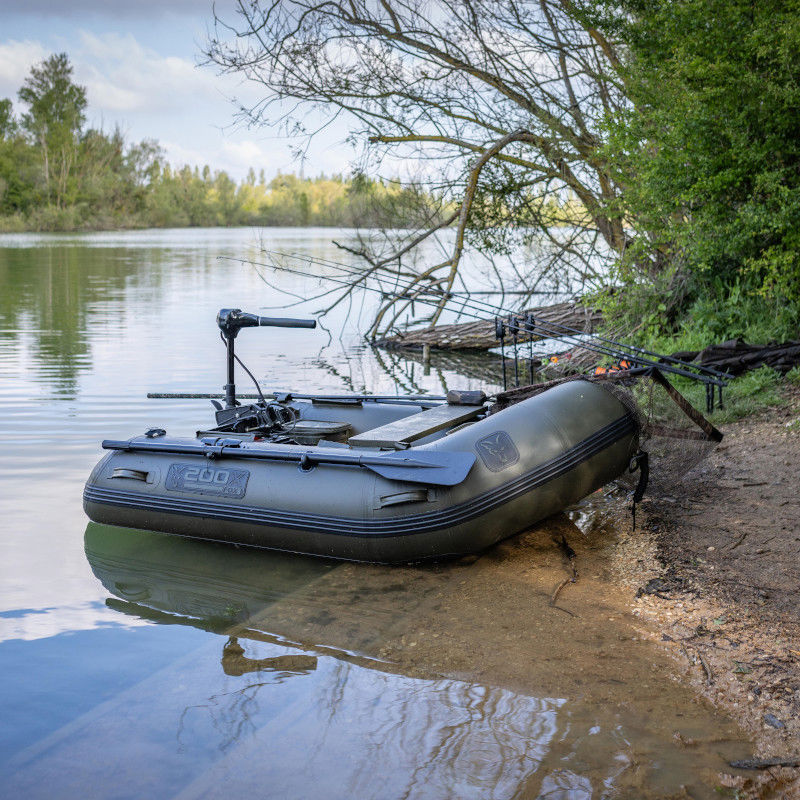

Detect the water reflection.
[
  {"left": 63, "top": 523, "right": 753, "bottom": 799},
  {"left": 220, "top": 639, "right": 318, "bottom": 677},
  {"left": 379, "top": 344, "right": 511, "bottom": 388},
  {"left": 0, "top": 246, "right": 138, "bottom": 395},
  {"left": 85, "top": 523, "right": 337, "bottom": 633},
  {"left": 67, "top": 523, "right": 577, "bottom": 799}
]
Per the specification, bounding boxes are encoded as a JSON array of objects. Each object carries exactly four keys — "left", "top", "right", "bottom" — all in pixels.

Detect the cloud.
[
  {"left": 75, "top": 31, "right": 231, "bottom": 114},
  {"left": 0, "top": 32, "right": 227, "bottom": 116},
  {"left": 0, "top": 28, "right": 355, "bottom": 180},
  {"left": 0, "top": 0, "right": 208, "bottom": 18},
  {"left": 159, "top": 140, "right": 211, "bottom": 168},
  {"left": 162, "top": 137, "right": 282, "bottom": 174},
  {"left": 221, "top": 140, "right": 267, "bottom": 166},
  {"left": 0, "top": 39, "right": 47, "bottom": 98}
]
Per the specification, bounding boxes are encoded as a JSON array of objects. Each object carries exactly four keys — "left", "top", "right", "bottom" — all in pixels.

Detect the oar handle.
[
  {"left": 100, "top": 438, "right": 474, "bottom": 486},
  {"left": 102, "top": 439, "right": 435, "bottom": 468}
]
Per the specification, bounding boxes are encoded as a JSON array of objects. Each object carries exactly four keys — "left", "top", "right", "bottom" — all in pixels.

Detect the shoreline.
[
  {"left": 626, "top": 384, "right": 800, "bottom": 797},
  {"left": 0, "top": 221, "right": 386, "bottom": 235}
]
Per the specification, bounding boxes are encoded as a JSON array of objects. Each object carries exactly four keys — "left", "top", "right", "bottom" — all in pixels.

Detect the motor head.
[{"left": 217, "top": 308, "right": 258, "bottom": 339}]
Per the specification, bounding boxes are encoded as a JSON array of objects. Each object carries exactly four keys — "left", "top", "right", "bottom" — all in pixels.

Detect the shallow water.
[{"left": 0, "top": 228, "right": 750, "bottom": 798}]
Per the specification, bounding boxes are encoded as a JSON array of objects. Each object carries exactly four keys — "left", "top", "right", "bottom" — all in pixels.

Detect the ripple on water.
[{"left": 0, "top": 230, "right": 751, "bottom": 799}]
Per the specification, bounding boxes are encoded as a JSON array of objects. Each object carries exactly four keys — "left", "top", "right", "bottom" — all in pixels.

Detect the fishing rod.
[
  {"left": 147, "top": 392, "right": 445, "bottom": 404},
  {"left": 243, "top": 254, "right": 727, "bottom": 396},
  {"left": 258, "top": 250, "right": 728, "bottom": 383},
  {"left": 253, "top": 252, "right": 709, "bottom": 379},
  {"left": 252, "top": 251, "right": 727, "bottom": 387},
  {"left": 414, "top": 281, "right": 730, "bottom": 382}
]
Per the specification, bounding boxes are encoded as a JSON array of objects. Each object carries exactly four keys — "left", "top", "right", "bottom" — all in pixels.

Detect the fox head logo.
[{"left": 475, "top": 431, "right": 520, "bottom": 472}]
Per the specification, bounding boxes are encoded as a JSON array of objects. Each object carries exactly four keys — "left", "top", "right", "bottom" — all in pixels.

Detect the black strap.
[{"left": 629, "top": 450, "right": 649, "bottom": 530}]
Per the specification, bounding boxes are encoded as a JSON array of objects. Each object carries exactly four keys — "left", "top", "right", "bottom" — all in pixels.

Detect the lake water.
[{"left": 0, "top": 227, "right": 750, "bottom": 798}]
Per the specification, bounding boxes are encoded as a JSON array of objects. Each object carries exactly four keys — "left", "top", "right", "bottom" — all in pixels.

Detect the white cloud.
[
  {"left": 75, "top": 30, "right": 230, "bottom": 114},
  {"left": 159, "top": 139, "right": 211, "bottom": 168},
  {"left": 0, "top": 32, "right": 226, "bottom": 116},
  {"left": 162, "top": 137, "right": 288, "bottom": 175},
  {"left": 0, "top": 28, "right": 355, "bottom": 180},
  {"left": 0, "top": 39, "right": 47, "bottom": 98},
  {"left": 220, "top": 139, "right": 267, "bottom": 166}
]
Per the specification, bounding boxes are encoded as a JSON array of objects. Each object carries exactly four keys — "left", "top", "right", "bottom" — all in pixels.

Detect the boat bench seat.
[{"left": 348, "top": 403, "right": 483, "bottom": 449}]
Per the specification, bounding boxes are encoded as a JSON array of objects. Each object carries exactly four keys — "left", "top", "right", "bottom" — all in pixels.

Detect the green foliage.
[
  {"left": 659, "top": 366, "right": 783, "bottom": 424},
  {"left": 18, "top": 53, "right": 88, "bottom": 208},
  {"left": 594, "top": 0, "right": 800, "bottom": 342},
  {"left": 18, "top": 53, "right": 86, "bottom": 141},
  {"left": 0, "top": 99, "right": 16, "bottom": 139},
  {"left": 0, "top": 53, "right": 439, "bottom": 232},
  {"left": 0, "top": 131, "right": 40, "bottom": 215},
  {"left": 708, "top": 367, "right": 783, "bottom": 423}
]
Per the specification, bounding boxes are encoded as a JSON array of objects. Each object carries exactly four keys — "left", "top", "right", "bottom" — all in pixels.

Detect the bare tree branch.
[{"left": 206, "top": 0, "right": 629, "bottom": 337}]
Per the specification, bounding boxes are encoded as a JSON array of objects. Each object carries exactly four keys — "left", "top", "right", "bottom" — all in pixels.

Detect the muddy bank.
[{"left": 629, "top": 385, "right": 800, "bottom": 798}]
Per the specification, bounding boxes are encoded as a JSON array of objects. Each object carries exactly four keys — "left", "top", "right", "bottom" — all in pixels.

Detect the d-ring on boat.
[{"left": 84, "top": 309, "right": 642, "bottom": 563}]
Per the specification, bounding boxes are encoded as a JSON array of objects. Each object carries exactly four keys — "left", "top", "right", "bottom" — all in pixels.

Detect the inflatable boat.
[{"left": 84, "top": 309, "right": 641, "bottom": 563}]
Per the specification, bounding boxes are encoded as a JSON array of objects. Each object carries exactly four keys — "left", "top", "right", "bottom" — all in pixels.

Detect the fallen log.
[{"left": 374, "top": 300, "right": 602, "bottom": 351}]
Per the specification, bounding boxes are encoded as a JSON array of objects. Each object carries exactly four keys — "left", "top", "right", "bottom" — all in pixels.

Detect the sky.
[{"left": 0, "top": 1, "right": 354, "bottom": 180}]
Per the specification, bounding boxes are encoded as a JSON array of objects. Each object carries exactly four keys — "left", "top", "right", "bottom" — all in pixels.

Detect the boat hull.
[{"left": 84, "top": 381, "right": 638, "bottom": 563}]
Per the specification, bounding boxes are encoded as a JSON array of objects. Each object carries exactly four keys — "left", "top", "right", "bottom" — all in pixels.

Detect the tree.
[
  {"left": 18, "top": 53, "right": 87, "bottom": 207},
  {"left": 0, "top": 99, "right": 16, "bottom": 140},
  {"left": 593, "top": 0, "right": 800, "bottom": 339},
  {"left": 206, "top": 0, "right": 629, "bottom": 335},
  {"left": 0, "top": 97, "right": 39, "bottom": 214}
]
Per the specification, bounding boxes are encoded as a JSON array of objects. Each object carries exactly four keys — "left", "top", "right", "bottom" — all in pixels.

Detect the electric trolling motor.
[{"left": 217, "top": 308, "right": 316, "bottom": 411}]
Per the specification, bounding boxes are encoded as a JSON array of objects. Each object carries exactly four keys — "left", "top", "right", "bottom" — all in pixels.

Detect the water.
[{"left": 0, "top": 228, "right": 750, "bottom": 798}]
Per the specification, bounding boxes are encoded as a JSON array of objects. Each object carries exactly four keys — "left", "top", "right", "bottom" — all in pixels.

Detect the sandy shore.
[{"left": 627, "top": 384, "right": 800, "bottom": 798}]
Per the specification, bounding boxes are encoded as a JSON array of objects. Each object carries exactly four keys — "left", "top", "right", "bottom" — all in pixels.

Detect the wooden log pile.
[{"left": 375, "top": 300, "right": 602, "bottom": 351}]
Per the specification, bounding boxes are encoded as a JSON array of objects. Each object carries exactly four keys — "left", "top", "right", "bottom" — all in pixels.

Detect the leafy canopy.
[
  {"left": 598, "top": 0, "right": 800, "bottom": 338},
  {"left": 18, "top": 52, "right": 87, "bottom": 146}
]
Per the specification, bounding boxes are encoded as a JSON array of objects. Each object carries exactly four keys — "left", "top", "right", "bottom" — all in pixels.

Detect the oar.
[{"left": 101, "top": 438, "right": 475, "bottom": 487}]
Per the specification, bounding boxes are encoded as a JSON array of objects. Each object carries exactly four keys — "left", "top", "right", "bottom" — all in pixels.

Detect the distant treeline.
[{"left": 0, "top": 54, "right": 440, "bottom": 232}]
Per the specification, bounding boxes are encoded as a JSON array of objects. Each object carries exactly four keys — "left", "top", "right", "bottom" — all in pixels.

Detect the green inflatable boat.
[{"left": 83, "top": 309, "right": 641, "bottom": 563}]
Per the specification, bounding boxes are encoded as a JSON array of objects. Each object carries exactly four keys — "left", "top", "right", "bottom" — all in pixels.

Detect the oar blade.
[{"left": 366, "top": 450, "right": 475, "bottom": 486}]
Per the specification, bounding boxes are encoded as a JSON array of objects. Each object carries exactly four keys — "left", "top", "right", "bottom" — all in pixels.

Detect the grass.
[
  {"left": 677, "top": 366, "right": 785, "bottom": 424},
  {"left": 626, "top": 365, "right": 786, "bottom": 428},
  {"left": 609, "top": 318, "right": 798, "bottom": 425}
]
